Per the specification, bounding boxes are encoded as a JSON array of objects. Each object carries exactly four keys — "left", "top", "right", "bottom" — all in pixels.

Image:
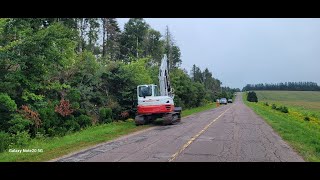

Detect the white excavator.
[{"left": 134, "top": 55, "right": 182, "bottom": 125}]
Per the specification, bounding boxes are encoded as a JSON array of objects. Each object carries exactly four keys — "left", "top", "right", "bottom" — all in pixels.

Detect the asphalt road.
[{"left": 55, "top": 93, "right": 304, "bottom": 162}]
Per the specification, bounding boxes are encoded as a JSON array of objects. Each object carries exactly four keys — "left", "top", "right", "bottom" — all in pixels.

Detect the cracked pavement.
[{"left": 55, "top": 93, "right": 304, "bottom": 162}]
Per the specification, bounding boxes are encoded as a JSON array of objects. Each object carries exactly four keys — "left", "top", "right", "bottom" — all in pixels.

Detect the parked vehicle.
[
  {"left": 220, "top": 98, "right": 227, "bottom": 105},
  {"left": 228, "top": 99, "right": 233, "bottom": 103}
]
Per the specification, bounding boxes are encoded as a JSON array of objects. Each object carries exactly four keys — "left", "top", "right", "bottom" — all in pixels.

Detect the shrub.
[
  {"left": 38, "top": 104, "right": 61, "bottom": 136},
  {"left": 55, "top": 98, "right": 74, "bottom": 117},
  {"left": 8, "top": 114, "right": 32, "bottom": 134},
  {"left": 10, "top": 131, "right": 31, "bottom": 148},
  {"left": 120, "top": 111, "right": 130, "bottom": 120},
  {"left": 272, "top": 104, "right": 277, "bottom": 110},
  {"left": 99, "top": 107, "right": 112, "bottom": 123},
  {"left": 0, "top": 131, "right": 11, "bottom": 152},
  {"left": 63, "top": 119, "right": 80, "bottom": 132},
  {"left": 19, "top": 105, "right": 41, "bottom": 130},
  {"left": 0, "top": 93, "right": 18, "bottom": 129},
  {"left": 35, "top": 132, "right": 46, "bottom": 140},
  {"left": 276, "top": 106, "right": 289, "bottom": 113},
  {"left": 280, "top": 106, "right": 289, "bottom": 113},
  {"left": 76, "top": 115, "right": 92, "bottom": 128},
  {"left": 55, "top": 127, "right": 68, "bottom": 136},
  {"left": 67, "top": 89, "right": 81, "bottom": 102},
  {"left": 0, "top": 93, "right": 17, "bottom": 112},
  {"left": 264, "top": 102, "right": 269, "bottom": 106},
  {"left": 304, "top": 116, "right": 310, "bottom": 121},
  {"left": 71, "top": 102, "right": 80, "bottom": 110},
  {"left": 247, "top": 91, "right": 258, "bottom": 102}
]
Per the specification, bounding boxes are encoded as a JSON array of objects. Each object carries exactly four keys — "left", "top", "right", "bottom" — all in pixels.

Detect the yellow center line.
[{"left": 168, "top": 105, "right": 234, "bottom": 162}]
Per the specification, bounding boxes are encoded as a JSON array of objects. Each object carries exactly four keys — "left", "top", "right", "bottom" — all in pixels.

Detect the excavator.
[{"left": 134, "top": 55, "right": 182, "bottom": 125}]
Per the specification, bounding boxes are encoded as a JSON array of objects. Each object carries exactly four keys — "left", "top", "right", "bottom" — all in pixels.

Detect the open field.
[
  {"left": 255, "top": 91, "right": 320, "bottom": 119},
  {"left": 244, "top": 91, "right": 320, "bottom": 161}
]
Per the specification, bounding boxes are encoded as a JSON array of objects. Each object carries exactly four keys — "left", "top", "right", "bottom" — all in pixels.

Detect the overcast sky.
[{"left": 117, "top": 18, "right": 320, "bottom": 89}]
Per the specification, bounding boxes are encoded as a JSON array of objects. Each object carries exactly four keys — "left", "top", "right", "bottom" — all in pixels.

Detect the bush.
[
  {"left": 76, "top": 115, "right": 92, "bottom": 128},
  {"left": 0, "top": 131, "right": 11, "bottom": 152},
  {"left": 272, "top": 105, "right": 289, "bottom": 113},
  {"left": 279, "top": 106, "right": 289, "bottom": 113},
  {"left": 71, "top": 102, "right": 80, "bottom": 110},
  {"left": 276, "top": 106, "right": 289, "bottom": 113},
  {"left": 264, "top": 102, "right": 269, "bottom": 106},
  {"left": 304, "top": 116, "right": 310, "bottom": 121},
  {"left": 63, "top": 119, "right": 81, "bottom": 132},
  {"left": 8, "top": 114, "right": 32, "bottom": 134},
  {"left": 35, "top": 132, "right": 46, "bottom": 140},
  {"left": 0, "top": 93, "right": 18, "bottom": 130},
  {"left": 99, "top": 107, "right": 112, "bottom": 123},
  {"left": 10, "top": 131, "right": 31, "bottom": 148},
  {"left": 247, "top": 91, "right": 258, "bottom": 102},
  {"left": 55, "top": 127, "right": 68, "bottom": 136},
  {"left": 38, "top": 103, "right": 62, "bottom": 136},
  {"left": 0, "top": 93, "right": 17, "bottom": 112},
  {"left": 67, "top": 89, "right": 81, "bottom": 102}
]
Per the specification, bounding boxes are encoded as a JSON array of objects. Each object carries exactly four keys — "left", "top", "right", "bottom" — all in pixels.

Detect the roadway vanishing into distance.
[{"left": 55, "top": 93, "right": 304, "bottom": 162}]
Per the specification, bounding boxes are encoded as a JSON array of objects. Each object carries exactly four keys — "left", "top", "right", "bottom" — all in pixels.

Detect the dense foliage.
[
  {"left": 247, "top": 91, "right": 258, "bottom": 102},
  {"left": 0, "top": 18, "right": 237, "bottom": 152},
  {"left": 242, "top": 82, "right": 320, "bottom": 91}
]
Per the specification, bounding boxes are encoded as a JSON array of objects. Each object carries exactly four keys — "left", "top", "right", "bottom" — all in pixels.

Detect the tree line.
[
  {"left": 0, "top": 18, "right": 237, "bottom": 152},
  {"left": 242, "top": 82, "right": 320, "bottom": 91}
]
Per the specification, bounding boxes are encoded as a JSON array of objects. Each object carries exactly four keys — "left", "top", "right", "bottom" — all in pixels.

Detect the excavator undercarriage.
[{"left": 135, "top": 107, "right": 181, "bottom": 125}]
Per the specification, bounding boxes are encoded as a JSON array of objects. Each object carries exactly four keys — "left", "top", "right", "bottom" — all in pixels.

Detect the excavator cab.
[{"left": 138, "top": 85, "right": 160, "bottom": 98}]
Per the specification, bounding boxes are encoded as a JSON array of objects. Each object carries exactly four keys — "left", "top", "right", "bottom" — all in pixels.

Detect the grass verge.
[
  {"left": 0, "top": 103, "right": 216, "bottom": 162},
  {"left": 242, "top": 92, "right": 320, "bottom": 162},
  {"left": 182, "top": 103, "right": 216, "bottom": 117},
  {"left": 0, "top": 120, "right": 149, "bottom": 162}
]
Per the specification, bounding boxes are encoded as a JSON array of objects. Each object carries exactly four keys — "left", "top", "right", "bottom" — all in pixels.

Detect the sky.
[{"left": 117, "top": 18, "right": 320, "bottom": 89}]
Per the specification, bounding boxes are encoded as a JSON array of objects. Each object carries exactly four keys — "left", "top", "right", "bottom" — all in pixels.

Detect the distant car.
[
  {"left": 220, "top": 98, "right": 227, "bottom": 105},
  {"left": 228, "top": 99, "right": 233, "bottom": 103}
]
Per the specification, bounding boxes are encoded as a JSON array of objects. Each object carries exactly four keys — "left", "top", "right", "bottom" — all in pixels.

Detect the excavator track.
[
  {"left": 135, "top": 115, "right": 146, "bottom": 125},
  {"left": 162, "top": 113, "right": 180, "bottom": 125}
]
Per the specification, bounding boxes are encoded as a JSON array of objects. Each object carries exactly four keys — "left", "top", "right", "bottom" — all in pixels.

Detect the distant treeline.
[{"left": 242, "top": 82, "right": 320, "bottom": 91}]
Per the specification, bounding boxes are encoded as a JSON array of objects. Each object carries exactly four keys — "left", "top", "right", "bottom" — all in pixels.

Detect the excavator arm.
[{"left": 159, "top": 55, "right": 174, "bottom": 98}]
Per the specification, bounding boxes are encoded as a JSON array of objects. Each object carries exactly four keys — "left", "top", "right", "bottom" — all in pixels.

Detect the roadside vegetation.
[
  {"left": 181, "top": 102, "right": 217, "bottom": 117},
  {"left": 243, "top": 91, "right": 320, "bottom": 161}
]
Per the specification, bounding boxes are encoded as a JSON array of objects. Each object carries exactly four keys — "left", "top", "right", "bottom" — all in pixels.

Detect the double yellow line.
[{"left": 168, "top": 105, "right": 234, "bottom": 162}]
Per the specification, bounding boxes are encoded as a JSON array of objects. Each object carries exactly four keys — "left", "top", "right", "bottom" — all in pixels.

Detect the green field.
[
  {"left": 256, "top": 91, "right": 320, "bottom": 119},
  {"left": 244, "top": 91, "right": 320, "bottom": 161},
  {"left": 0, "top": 103, "right": 216, "bottom": 162}
]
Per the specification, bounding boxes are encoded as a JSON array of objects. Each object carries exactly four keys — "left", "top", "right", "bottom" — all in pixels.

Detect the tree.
[
  {"left": 143, "top": 28, "right": 164, "bottom": 64},
  {"left": 171, "top": 45, "right": 182, "bottom": 68},
  {"left": 120, "top": 18, "right": 149, "bottom": 62},
  {"left": 247, "top": 91, "right": 258, "bottom": 102},
  {"left": 101, "top": 18, "right": 121, "bottom": 60},
  {"left": 164, "top": 26, "right": 181, "bottom": 69},
  {"left": 191, "top": 64, "right": 203, "bottom": 83},
  {"left": 86, "top": 18, "right": 100, "bottom": 52}
]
